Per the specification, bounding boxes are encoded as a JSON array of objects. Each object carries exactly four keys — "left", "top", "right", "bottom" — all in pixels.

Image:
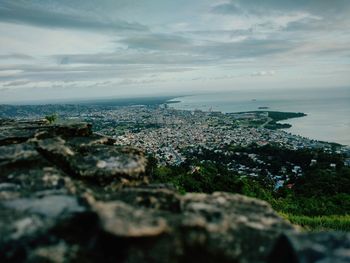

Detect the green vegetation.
[
  {"left": 150, "top": 162, "right": 244, "bottom": 194},
  {"left": 235, "top": 111, "right": 306, "bottom": 121},
  {"left": 45, "top": 114, "right": 58, "bottom": 124},
  {"left": 267, "top": 111, "right": 306, "bottom": 122},
  {"left": 147, "top": 145, "right": 350, "bottom": 231},
  {"left": 280, "top": 213, "right": 350, "bottom": 232},
  {"left": 233, "top": 111, "right": 306, "bottom": 130},
  {"left": 265, "top": 111, "right": 306, "bottom": 130},
  {"left": 265, "top": 122, "right": 291, "bottom": 130}
]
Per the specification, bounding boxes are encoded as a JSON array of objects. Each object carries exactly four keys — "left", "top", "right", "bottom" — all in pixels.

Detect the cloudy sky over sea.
[{"left": 0, "top": 0, "right": 349, "bottom": 102}]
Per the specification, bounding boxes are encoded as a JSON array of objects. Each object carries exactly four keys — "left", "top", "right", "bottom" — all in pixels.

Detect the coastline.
[
  {"left": 167, "top": 97, "right": 308, "bottom": 130},
  {"left": 167, "top": 95, "right": 349, "bottom": 146}
]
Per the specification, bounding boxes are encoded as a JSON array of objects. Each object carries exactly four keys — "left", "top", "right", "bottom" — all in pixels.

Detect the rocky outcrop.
[
  {"left": 268, "top": 232, "right": 350, "bottom": 263},
  {"left": 0, "top": 119, "right": 348, "bottom": 263}
]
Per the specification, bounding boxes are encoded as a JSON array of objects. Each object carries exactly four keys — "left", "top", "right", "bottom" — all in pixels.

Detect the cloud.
[
  {"left": 0, "top": 53, "right": 34, "bottom": 60},
  {"left": 195, "top": 38, "right": 297, "bottom": 59},
  {"left": 59, "top": 57, "right": 70, "bottom": 65},
  {"left": 211, "top": 0, "right": 350, "bottom": 17},
  {"left": 211, "top": 2, "right": 241, "bottom": 15},
  {"left": 0, "top": 87, "right": 11, "bottom": 92},
  {"left": 2, "top": 80, "right": 32, "bottom": 87},
  {"left": 55, "top": 51, "right": 212, "bottom": 66},
  {"left": 251, "top": 70, "right": 276, "bottom": 77},
  {"left": 284, "top": 16, "right": 348, "bottom": 32},
  {"left": 56, "top": 35, "right": 298, "bottom": 67},
  {"left": 0, "top": 1, "right": 147, "bottom": 32},
  {"left": 0, "top": 70, "right": 23, "bottom": 77},
  {"left": 0, "top": 60, "right": 197, "bottom": 88},
  {"left": 120, "top": 34, "right": 192, "bottom": 51}
]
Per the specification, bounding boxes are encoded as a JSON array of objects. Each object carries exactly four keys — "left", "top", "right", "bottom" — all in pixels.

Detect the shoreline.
[
  {"left": 167, "top": 97, "right": 308, "bottom": 130},
  {"left": 167, "top": 98, "right": 348, "bottom": 147}
]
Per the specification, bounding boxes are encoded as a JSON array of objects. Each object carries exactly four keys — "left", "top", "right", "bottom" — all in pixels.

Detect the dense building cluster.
[
  {"left": 92, "top": 105, "right": 349, "bottom": 191},
  {"left": 105, "top": 106, "right": 338, "bottom": 165}
]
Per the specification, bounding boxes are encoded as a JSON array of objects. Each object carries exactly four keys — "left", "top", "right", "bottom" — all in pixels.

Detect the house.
[
  {"left": 286, "top": 183, "right": 294, "bottom": 189},
  {"left": 344, "top": 158, "right": 350, "bottom": 167},
  {"left": 274, "top": 180, "right": 285, "bottom": 190},
  {"left": 292, "top": 165, "right": 301, "bottom": 174},
  {"left": 310, "top": 159, "right": 317, "bottom": 166}
]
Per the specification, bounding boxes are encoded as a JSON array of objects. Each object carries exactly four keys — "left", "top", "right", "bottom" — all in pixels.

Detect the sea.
[{"left": 169, "top": 87, "right": 350, "bottom": 146}]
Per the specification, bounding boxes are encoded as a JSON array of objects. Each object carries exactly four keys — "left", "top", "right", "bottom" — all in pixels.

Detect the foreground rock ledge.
[{"left": 0, "top": 119, "right": 348, "bottom": 263}]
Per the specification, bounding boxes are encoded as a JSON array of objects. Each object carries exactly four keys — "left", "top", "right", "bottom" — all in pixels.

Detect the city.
[{"left": 2, "top": 102, "right": 349, "bottom": 191}]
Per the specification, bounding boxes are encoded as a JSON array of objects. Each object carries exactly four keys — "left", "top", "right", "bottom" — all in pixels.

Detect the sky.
[{"left": 0, "top": 0, "right": 349, "bottom": 103}]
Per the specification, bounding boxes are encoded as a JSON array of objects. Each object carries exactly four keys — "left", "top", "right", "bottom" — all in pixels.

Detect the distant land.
[
  {"left": 74, "top": 96, "right": 181, "bottom": 107},
  {"left": 0, "top": 96, "right": 177, "bottom": 118},
  {"left": 3, "top": 96, "right": 180, "bottom": 107}
]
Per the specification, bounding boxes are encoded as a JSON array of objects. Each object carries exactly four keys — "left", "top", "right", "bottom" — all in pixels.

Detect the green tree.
[{"left": 45, "top": 114, "right": 58, "bottom": 124}]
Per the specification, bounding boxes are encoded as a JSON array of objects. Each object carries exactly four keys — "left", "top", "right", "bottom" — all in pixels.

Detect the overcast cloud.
[{"left": 0, "top": 0, "right": 349, "bottom": 103}]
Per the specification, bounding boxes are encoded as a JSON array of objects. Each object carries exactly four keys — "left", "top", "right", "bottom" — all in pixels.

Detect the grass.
[{"left": 280, "top": 213, "right": 350, "bottom": 232}]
